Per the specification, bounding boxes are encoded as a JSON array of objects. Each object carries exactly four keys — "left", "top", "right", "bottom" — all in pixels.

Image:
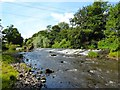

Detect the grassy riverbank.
[{"left": 0, "top": 52, "right": 20, "bottom": 89}]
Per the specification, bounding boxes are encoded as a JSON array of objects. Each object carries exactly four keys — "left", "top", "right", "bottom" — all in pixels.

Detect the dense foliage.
[
  {"left": 25, "top": 1, "right": 119, "bottom": 55},
  {"left": 2, "top": 25, "right": 23, "bottom": 47}
]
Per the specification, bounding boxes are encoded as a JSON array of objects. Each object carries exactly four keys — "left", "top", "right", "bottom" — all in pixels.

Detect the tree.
[
  {"left": 48, "top": 25, "right": 61, "bottom": 46},
  {"left": 71, "top": 0, "right": 109, "bottom": 42},
  {"left": 46, "top": 25, "right": 52, "bottom": 32},
  {"left": 98, "top": 2, "right": 120, "bottom": 51},
  {"left": 58, "top": 22, "right": 69, "bottom": 30},
  {"left": 2, "top": 25, "right": 23, "bottom": 46},
  {"left": 105, "top": 2, "right": 120, "bottom": 38},
  {"left": 33, "top": 34, "right": 50, "bottom": 48}
]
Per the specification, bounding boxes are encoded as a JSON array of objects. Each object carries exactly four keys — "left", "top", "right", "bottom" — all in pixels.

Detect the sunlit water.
[{"left": 22, "top": 48, "right": 118, "bottom": 88}]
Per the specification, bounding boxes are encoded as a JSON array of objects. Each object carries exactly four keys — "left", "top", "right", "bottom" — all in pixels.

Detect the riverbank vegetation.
[
  {"left": 0, "top": 54, "right": 19, "bottom": 89},
  {"left": 88, "top": 51, "right": 99, "bottom": 58}
]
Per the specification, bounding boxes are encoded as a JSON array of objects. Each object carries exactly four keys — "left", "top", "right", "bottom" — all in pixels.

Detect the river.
[{"left": 21, "top": 48, "right": 118, "bottom": 88}]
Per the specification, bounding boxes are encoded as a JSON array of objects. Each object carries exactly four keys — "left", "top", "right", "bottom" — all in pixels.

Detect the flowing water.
[{"left": 22, "top": 48, "right": 118, "bottom": 88}]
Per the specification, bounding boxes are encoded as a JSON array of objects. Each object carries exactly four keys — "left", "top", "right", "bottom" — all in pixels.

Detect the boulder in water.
[
  {"left": 50, "top": 54, "right": 57, "bottom": 56},
  {"left": 60, "top": 61, "right": 64, "bottom": 63},
  {"left": 45, "top": 68, "right": 54, "bottom": 74}
]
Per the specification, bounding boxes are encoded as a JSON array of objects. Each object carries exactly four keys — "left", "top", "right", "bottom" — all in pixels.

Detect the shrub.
[
  {"left": 98, "top": 37, "right": 119, "bottom": 51},
  {"left": 52, "top": 42, "right": 60, "bottom": 48},
  {"left": 88, "top": 44, "right": 96, "bottom": 49},
  {"left": 52, "top": 39, "right": 71, "bottom": 48},
  {"left": 88, "top": 51, "right": 99, "bottom": 58},
  {"left": 9, "top": 45, "right": 16, "bottom": 50},
  {"left": 6, "top": 43, "right": 19, "bottom": 51},
  {"left": 109, "top": 51, "right": 120, "bottom": 58}
]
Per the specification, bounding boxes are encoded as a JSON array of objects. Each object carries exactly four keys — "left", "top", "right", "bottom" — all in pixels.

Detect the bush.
[
  {"left": 98, "top": 37, "right": 119, "bottom": 51},
  {"left": 109, "top": 51, "right": 120, "bottom": 58},
  {"left": 5, "top": 43, "right": 19, "bottom": 51},
  {"left": 88, "top": 51, "right": 99, "bottom": 58},
  {"left": 52, "top": 39, "right": 71, "bottom": 48},
  {"left": 88, "top": 44, "right": 96, "bottom": 49},
  {"left": 52, "top": 42, "right": 60, "bottom": 48},
  {"left": 9, "top": 45, "right": 16, "bottom": 50}
]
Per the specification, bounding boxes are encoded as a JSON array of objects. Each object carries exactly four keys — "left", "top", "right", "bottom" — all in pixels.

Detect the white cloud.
[
  {"left": 51, "top": 12, "right": 74, "bottom": 24},
  {"left": 14, "top": 18, "right": 46, "bottom": 38}
]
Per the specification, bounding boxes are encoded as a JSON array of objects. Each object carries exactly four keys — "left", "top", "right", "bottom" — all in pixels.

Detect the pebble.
[
  {"left": 109, "top": 81, "right": 114, "bottom": 84},
  {"left": 36, "top": 77, "right": 41, "bottom": 80},
  {"left": 25, "top": 81, "right": 29, "bottom": 85},
  {"left": 25, "top": 73, "right": 28, "bottom": 76},
  {"left": 11, "top": 63, "right": 43, "bottom": 88},
  {"left": 89, "top": 70, "right": 95, "bottom": 74},
  {"left": 106, "top": 71, "right": 110, "bottom": 73},
  {"left": 98, "top": 68, "right": 102, "bottom": 72},
  {"left": 41, "top": 76, "right": 46, "bottom": 83},
  {"left": 41, "top": 79, "right": 46, "bottom": 83}
]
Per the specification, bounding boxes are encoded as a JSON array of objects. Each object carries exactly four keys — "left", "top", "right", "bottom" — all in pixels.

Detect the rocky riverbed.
[
  {"left": 9, "top": 48, "right": 119, "bottom": 88},
  {"left": 19, "top": 48, "right": 119, "bottom": 88},
  {"left": 11, "top": 59, "right": 55, "bottom": 89},
  {"left": 11, "top": 63, "right": 43, "bottom": 88}
]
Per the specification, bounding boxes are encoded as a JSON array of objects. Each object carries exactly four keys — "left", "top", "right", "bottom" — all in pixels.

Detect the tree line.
[
  {"left": 1, "top": 1, "right": 120, "bottom": 57},
  {"left": 25, "top": 1, "right": 119, "bottom": 52}
]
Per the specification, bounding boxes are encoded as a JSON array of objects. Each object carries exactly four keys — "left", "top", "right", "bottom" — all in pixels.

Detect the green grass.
[
  {"left": 88, "top": 51, "right": 99, "bottom": 58},
  {"left": 0, "top": 54, "right": 19, "bottom": 89},
  {"left": 1, "top": 62, "right": 18, "bottom": 89},
  {"left": 2, "top": 54, "right": 16, "bottom": 64}
]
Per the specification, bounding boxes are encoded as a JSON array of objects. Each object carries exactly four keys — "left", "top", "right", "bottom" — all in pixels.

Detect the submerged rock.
[
  {"left": 26, "top": 59, "right": 29, "bottom": 61},
  {"left": 50, "top": 54, "right": 57, "bottom": 56},
  {"left": 60, "top": 61, "right": 64, "bottom": 63},
  {"left": 45, "top": 68, "right": 54, "bottom": 74},
  {"left": 49, "top": 51, "right": 52, "bottom": 53}
]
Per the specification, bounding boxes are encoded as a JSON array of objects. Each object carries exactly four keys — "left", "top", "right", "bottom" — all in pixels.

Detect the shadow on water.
[{"left": 22, "top": 48, "right": 118, "bottom": 88}]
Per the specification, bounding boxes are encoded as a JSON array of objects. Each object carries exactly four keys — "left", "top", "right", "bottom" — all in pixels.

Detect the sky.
[{"left": 0, "top": 0, "right": 119, "bottom": 39}]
